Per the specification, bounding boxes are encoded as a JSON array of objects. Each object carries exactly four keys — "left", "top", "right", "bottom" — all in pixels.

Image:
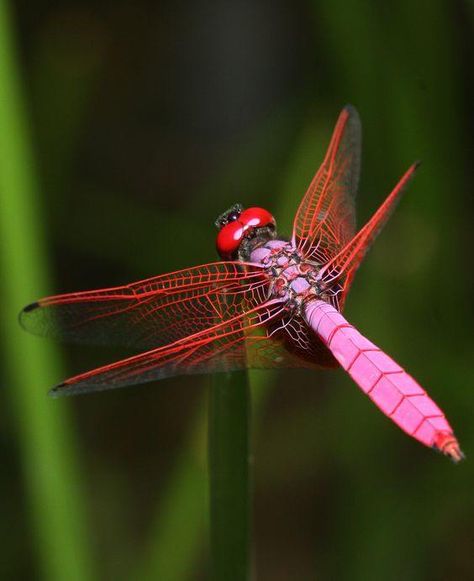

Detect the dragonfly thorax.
[{"left": 250, "top": 240, "right": 332, "bottom": 312}]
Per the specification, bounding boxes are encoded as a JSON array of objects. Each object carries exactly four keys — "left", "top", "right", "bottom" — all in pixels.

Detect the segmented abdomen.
[{"left": 304, "top": 299, "right": 462, "bottom": 460}]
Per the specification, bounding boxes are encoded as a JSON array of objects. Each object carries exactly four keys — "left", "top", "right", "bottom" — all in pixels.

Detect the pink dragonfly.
[{"left": 20, "top": 106, "right": 463, "bottom": 461}]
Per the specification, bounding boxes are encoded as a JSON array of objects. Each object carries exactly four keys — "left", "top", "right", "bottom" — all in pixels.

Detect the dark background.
[{"left": 1, "top": 1, "right": 473, "bottom": 579}]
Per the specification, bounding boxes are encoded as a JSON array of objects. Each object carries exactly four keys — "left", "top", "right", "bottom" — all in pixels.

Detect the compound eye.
[
  {"left": 216, "top": 221, "right": 244, "bottom": 260},
  {"left": 239, "top": 207, "right": 276, "bottom": 229}
]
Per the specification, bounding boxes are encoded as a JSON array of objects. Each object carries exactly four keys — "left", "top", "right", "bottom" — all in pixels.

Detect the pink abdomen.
[{"left": 305, "top": 299, "right": 462, "bottom": 461}]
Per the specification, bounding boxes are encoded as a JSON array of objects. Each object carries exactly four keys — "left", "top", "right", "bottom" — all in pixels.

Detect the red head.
[{"left": 215, "top": 204, "right": 276, "bottom": 260}]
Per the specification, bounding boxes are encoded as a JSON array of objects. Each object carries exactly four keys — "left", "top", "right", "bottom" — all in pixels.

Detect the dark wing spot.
[{"left": 48, "top": 383, "right": 67, "bottom": 398}]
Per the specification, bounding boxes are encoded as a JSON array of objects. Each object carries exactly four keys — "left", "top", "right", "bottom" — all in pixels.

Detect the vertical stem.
[
  {"left": 0, "top": 2, "right": 94, "bottom": 580},
  {"left": 209, "top": 371, "right": 251, "bottom": 581}
]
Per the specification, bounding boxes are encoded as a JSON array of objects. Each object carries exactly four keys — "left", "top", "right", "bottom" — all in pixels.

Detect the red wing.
[
  {"left": 50, "top": 299, "right": 314, "bottom": 396},
  {"left": 319, "top": 163, "right": 420, "bottom": 310},
  {"left": 291, "top": 106, "right": 361, "bottom": 262},
  {"left": 20, "top": 261, "right": 271, "bottom": 350}
]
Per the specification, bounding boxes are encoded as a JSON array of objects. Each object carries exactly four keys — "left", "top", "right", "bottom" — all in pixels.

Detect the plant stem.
[
  {"left": 0, "top": 2, "right": 94, "bottom": 579},
  {"left": 209, "top": 371, "right": 251, "bottom": 581}
]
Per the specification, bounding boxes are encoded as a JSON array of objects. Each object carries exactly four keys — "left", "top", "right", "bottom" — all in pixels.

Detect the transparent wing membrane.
[
  {"left": 50, "top": 299, "right": 313, "bottom": 396},
  {"left": 292, "top": 106, "right": 361, "bottom": 263},
  {"left": 20, "top": 261, "right": 270, "bottom": 350},
  {"left": 319, "top": 162, "right": 419, "bottom": 309}
]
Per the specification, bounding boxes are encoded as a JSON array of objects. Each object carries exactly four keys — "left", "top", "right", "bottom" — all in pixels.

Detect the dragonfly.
[{"left": 20, "top": 105, "right": 463, "bottom": 461}]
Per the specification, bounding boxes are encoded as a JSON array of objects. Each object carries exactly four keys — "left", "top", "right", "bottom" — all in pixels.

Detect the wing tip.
[
  {"left": 342, "top": 103, "right": 357, "bottom": 114},
  {"left": 23, "top": 301, "right": 39, "bottom": 313},
  {"left": 341, "top": 104, "right": 360, "bottom": 122},
  {"left": 18, "top": 301, "right": 40, "bottom": 331},
  {"left": 401, "top": 161, "right": 421, "bottom": 183},
  {"left": 49, "top": 379, "right": 112, "bottom": 397},
  {"left": 49, "top": 382, "right": 69, "bottom": 398}
]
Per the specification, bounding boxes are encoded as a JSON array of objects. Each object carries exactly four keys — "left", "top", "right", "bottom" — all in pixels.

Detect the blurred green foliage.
[{"left": 0, "top": 0, "right": 473, "bottom": 579}]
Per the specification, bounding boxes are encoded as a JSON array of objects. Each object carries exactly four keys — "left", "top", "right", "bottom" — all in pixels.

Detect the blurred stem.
[
  {"left": 137, "top": 375, "right": 271, "bottom": 581},
  {"left": 209, "top": 371, "right": 251, "bottom": 581},
  {"left": 0, "top": 2, "right": 94, "bottom": 580}
]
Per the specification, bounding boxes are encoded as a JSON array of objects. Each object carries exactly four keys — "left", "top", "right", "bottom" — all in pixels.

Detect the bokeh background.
[{"left": 0, "top": 1, "right": 473, "bottom": 579}]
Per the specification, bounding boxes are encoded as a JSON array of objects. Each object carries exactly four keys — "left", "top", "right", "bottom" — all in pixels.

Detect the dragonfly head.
[{"left": 215, "top": 204, "right": 276, "bottom": 260}]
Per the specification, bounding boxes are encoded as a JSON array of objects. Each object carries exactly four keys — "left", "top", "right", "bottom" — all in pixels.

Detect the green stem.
[
  {"left": 209, "top": 371, "right": 251, "bottom": 581},
  {"left": 0, "top": 2, "right": 94, "bottom": 580}
]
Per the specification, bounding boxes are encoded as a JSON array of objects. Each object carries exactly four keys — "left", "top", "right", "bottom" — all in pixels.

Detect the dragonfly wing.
[
  {"left": 291, "top": 106, "right": 361, "bottom": 262},
  {"left": 319, "top": 163, "right": 419, "bottom": 310},
  {"left": 50, "top": 299, "right": 314, "bottom": 396},
  {"left": 20, "top": 261, "right": 270, "bottom": 350},
  {"left": 267, "top": 312, "right": 338, "bottom": 368}
]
